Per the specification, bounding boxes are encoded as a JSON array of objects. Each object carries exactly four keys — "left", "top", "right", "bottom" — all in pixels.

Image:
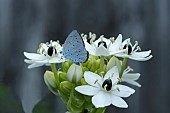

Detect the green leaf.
[
  {"left": 32, "top": 94, "right": 56, "bottom": 113},
  {"left": 0, "top": 82, "right": 24, "bottom": 113}
]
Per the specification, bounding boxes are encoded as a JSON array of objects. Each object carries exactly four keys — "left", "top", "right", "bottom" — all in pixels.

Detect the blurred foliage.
[
  {"left": 32, "top": 93, "right": 55, "bottom": 113},
  {"left": 0, "top": 82, "right": 24, "bottom": 113}
]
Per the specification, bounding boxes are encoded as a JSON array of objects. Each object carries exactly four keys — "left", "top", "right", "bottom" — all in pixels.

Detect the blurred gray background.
[{"left": 0, "top": 0, "right": 169, "bottom": 113}]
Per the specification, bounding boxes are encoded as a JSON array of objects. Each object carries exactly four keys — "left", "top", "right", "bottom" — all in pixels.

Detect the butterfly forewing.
[{"left": 63, "top": 30, "right": 88, "bottom": 64}]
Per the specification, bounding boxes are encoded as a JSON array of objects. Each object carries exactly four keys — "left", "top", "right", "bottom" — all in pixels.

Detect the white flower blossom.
[
  {"left": 82, "top": 33, "right": 126, "bottom": 56},
  {"left": 24, "top": 40, "right": 66, "bottom": 68},
  {"left": 121, "top": 66, "right": 141, "bottom": 87},
  {"left": 75, "top": 67, "right": 135, "bottom": 108},
  {"left": 115, "top": 37, "right": 153, "bottom": 61}
]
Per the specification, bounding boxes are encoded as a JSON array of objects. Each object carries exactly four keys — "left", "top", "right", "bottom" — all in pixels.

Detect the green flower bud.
[
  {"left": 58, "top": 71, "right": 67, "bottom": 82},
  {"left": 67, "top": 87, "right": 85, "bottom": 112},
  {"left": 44, "top": 71, "right": 56, "bottom": 88},
  {"left": 67, "top": 64, "right": 83, "bottom": 83},
  {"left": 106, "top": 56, "right": 121, "bottom": 72},
  {"left": 60, "top": 81, "right": 73, "bottom": 94},
  {"left": 62, "top": 61, "right": 73, "bottom": 72}
]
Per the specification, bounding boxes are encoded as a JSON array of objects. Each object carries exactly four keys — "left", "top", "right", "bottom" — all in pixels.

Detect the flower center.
[
  {"left": 47, "top": 46, "right": 55, "bottom": 56},
  {"left": 123, "top": 44, "right": 132, "bottom": 54},
  {"left": 102, "top": 79, "right": 112, "bottom": 91},
  {"left": 98, "top": 41, "right": 107, "bottom": 48}
]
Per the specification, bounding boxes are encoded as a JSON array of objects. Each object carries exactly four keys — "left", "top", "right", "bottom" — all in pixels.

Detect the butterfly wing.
[{"left": 63, "top": 30, "right": 88, "bottom": 64}]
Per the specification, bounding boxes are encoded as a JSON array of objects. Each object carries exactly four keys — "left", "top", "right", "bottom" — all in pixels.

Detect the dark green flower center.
[
  {"left": 102, "top": 79, "right": 112, "bottom": 91},
  {"left": 98, "top": 41, "right": 107, "bottom": 48},
  {"left": 47, "top": 46, "right": 54, "bottom": 56},
  {"left": 123, "top": 44, "right": 132, "bottom": 54}
]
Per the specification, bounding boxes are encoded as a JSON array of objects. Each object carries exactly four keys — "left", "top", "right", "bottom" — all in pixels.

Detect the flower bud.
[
  {"left": 44, "top": 71, "right": 56, "bottom": 88},
  {"left": 106, "top": 56, "right": 121, "bottom": 72},
  {"left": 62, "top": 61, "right": 73, "bottom": 72},
  {"left": 67, "top": 64, "right": 83, "bottom": 83}
]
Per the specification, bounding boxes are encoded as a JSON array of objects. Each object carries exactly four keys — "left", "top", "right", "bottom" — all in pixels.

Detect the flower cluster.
[{"left": 24, "top": 31, "right": 152, "bottom": 113}]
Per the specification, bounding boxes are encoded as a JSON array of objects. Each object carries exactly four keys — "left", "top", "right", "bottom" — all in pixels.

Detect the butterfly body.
[{"left": 63, "top": 30, "right": 89, "bottom": 65}]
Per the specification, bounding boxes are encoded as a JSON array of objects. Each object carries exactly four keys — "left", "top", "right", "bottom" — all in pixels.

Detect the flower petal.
[
  {"left": 131, "top": 50, "right": 151, "bottom": 58},
  {"left": 109, "top": 34, "right": 123, "bottom": 50},
  {"left": 112, "top": 85, "right": 135, "bottom": 97},
  {"left": 123, "top": 80, "right": 141, "bottom": 87},
  {"left": 129, "top": 55, "right": 153, "bottom": 61},
  {"left": 95, "top": 46, "right": 109, "bottom": 56},
  {"left": 49, "top": 57, "right": 65, "bottom": 63},
  {"left": 122, "top": 73, "right": 140, "bottom": 81},
  {"left": 104, "top": 66, "right": 119, "bottom": 85},
  {"left": 84, "top": 41, "right": 95, "bottom": 55},
  {"left": 111, "top": 95, "right": 128, "bottom": 108},
  {"left": 92, "top": 91, "right": 111, "bottom": 108},
  {"left": 84, "top": 72, "right": 102, "bottom": 87},
  {"left": 24, "top": 52, "right": 47, "bottom": 60},
  {"left": 75, "top": 85, "right": 100, "bottom": 96},
  {"left": 28, "top": 63, "right": 44, "bottom": 69}
]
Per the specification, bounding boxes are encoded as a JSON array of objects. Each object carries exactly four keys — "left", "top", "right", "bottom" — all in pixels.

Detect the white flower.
[
  {"left": 82, "top": 33, "right": 126, "bottom": 56},
  {"left": 121, "top": 67, "right": 141, "bottom": 87},
  {"left": 114, "top": 37, "right": 153, "bottom": 61},
  {"left": 24, "top": 40, "right": 66, "bottom": 69},
  {"left": 75, "top": 67, "right": 135, "bottom": 108},
  {"left": 67, "top": 63, "right": 83, "bottom": 83}
]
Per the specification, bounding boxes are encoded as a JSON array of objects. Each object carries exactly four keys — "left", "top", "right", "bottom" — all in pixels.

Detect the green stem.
[
  {"left": 90, "top": 107, "right": 106, "bottom": 113},
  {"left": 119, "top": 58, "right": 128, "bottom": 78},
  {"left": 50, "top": 63, "right": 60, "bottom": 89},
  {"left": 100, "top": 56, "right": 104, "bottom": 72}
]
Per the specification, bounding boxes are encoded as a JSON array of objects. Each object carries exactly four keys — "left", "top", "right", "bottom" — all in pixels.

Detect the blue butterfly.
[{"left": 62, "top": 30, "right": 89, "bottom": 65}]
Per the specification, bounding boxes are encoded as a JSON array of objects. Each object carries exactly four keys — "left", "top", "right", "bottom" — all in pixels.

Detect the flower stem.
[
  {"left": 119, "top": 58, "right": 128, "bottom": 78},
  {"left": 100, "top": 56, "right": 104, "bottom": 72},
  {"left": 50, "top": 63, "right": 60, "bottom": 89}
]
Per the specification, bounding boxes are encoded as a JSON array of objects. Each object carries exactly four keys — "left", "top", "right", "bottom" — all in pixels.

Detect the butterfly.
[{"left": 62, "top": 30, "right": 89, "bottom": 65}]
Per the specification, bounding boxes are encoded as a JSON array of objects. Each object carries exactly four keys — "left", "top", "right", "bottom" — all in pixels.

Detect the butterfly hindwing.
[{"left": 63, "top": 30, "right": 88, "bottom": 64}]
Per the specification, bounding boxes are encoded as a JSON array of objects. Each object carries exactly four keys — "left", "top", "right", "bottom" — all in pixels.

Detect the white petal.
[
  {"left": 122, "top": 73, "right": 140, "bottom": 81},
  {"left": 114, "top": 53, "right": 129, "bottom": 58},
  {"left": 28, "top": 63, "right": 44, "bottom": 69},
  {"left": 92, "top": 91, "right": 111, "bottom": 108},
  {"left": 123, "top": 80, "right": 141, "bottom": 87},
  {"left": 84, "top": 72, "right": 102, "bottom": 87},
  {"left": 109, "top": 49, "right": 127, "bottom": 55},
  {"left": 84, "top": 41, "right": 95, "bottom": 55},
  {"left": 49, "top": 57, "right": 65, "bottom": 63},
  {"left": 112, "top": 85, "right": 135, "bottom": 97},
  {"left": 129, "top": 55, "right": 153, "bottom": 61},
  {"left": 24, "top": 59, "right": 34, "bottom": 64},
  {"left": 24, "top": 52, "right": 47, "bottom": 60},
  {"left": 104, "top": 66, "right": 119, "bottom": 85},
  {"left": 75, "top": 85, "right": 100, "bottom": 96},
  {"left": 131, "top": 50, "right": 151, "bottom": 58},
  {"left": 111, "top": 95, "right": 128, "bottom": 108},
  {"left": 110, "top": 34, "right": 123, "bottom": 50},
  {"left": 95, "top": 46, "right": 109, "bottom": 56}
]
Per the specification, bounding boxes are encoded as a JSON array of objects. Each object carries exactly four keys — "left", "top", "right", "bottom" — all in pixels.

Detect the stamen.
[
  {"left": 109, "top": 37, "right": 115, "bottom": 43},
  {"left": 104, "top": 84, "right": 108, "bottom": 90},
  {"left": 137, "top": 46, "right": 141, "bottom": 51},
  {"left": 132, "top": 41, "right": 138, "bottom": 51},
  {"left": 116, "top": 87, "right": 120, "bottom": 92},
  {"left": 94, "top": 79, "right": 98, "bottom": 84}
]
